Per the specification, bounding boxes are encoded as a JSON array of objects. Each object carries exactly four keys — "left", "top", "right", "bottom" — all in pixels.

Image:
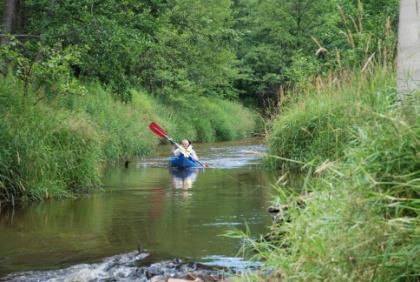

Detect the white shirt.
[{"left": 173, "top": 145, "right": 199, "bottom": 161}]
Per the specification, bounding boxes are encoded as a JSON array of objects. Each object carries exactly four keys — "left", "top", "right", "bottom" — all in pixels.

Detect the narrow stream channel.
[{"left": 0, "top": 139, "right": 277, "bottom": 280}]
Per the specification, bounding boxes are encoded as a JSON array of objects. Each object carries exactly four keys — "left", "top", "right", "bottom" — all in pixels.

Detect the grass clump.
[
  {"left": 0, "top": 75, "right": 102, "bottom": 202},
  {"left": 57, "top": 84, "right": 159, "bottom": 160},
  {"left": 232, "top": 71, "right": 419, "bottom": 281},
  {"left": 195, "top": 97, "right": 258, "bottom": 142},
  {"left": 266, "top": 69, "right": 396, "bottom": 170},
  {"left": 151, "top": 95, "right": 258, "bottom": 143}
]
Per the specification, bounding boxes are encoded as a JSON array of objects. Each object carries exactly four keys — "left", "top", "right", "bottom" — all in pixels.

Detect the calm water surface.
[{"left": 0, "top": 139, "right": 277, "bottom": 278}]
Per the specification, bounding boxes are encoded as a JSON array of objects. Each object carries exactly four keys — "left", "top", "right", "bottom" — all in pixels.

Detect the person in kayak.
[{"left": 173, "top": 139, "right": 199, "bottom": 161}]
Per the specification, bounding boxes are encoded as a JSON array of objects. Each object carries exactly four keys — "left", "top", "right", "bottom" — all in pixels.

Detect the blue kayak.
[{"left": 169, "top": 155, "right": 200, "bottom": 169}]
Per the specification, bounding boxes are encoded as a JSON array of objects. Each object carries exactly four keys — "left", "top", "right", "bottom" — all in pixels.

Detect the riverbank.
[
  {"left": 0, "top": 74, "right": 259, "bottom": 204},
  {"left": 241, "top": 67, "right": 419, "bottom": 280}
]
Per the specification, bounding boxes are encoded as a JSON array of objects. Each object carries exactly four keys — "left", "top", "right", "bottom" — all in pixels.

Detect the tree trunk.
[{"left": 1, "top": 0, "right": 20, "bottom": 44}]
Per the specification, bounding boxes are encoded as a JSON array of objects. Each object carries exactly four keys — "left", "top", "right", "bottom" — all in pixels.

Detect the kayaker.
[{"left": 173, "top": 139, "right": 199, "bottom": 161}]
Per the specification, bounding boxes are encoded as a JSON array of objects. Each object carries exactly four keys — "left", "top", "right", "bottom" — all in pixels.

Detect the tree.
[
  {"left": 233, "top": 0, "right": 398, "bottom": 108},
  {"left": 1, "top": 0, "right": 23, "bottom": 44},
  {"left": 140, "top": 0, "right": 239, "bottom": 99}
]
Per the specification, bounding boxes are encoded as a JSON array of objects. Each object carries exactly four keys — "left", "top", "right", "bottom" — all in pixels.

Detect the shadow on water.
[{"left": 0, "top": 139, "right": 285, "bottom": 280}]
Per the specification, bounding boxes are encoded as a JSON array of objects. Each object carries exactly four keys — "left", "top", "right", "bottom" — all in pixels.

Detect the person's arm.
[
  {"left": 173, "top": 147, "right": 181, "bottom": 157},
  {"left": 189, "top": 149, "right": 199, "bottom": 161}
]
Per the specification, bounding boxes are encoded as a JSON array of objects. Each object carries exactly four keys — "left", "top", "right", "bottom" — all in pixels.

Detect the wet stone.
[{"left": 3, "top": 251, "right": 243, "bottom": 282}]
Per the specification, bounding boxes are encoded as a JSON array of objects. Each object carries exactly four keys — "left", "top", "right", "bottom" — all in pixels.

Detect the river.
[{"left": 0, "top": 139, "right": 277, "bottom": 280}]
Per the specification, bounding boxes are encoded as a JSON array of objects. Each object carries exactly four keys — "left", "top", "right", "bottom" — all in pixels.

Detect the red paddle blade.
[{"left": 149, "top": 122, "right": 168, "bottom": 139}]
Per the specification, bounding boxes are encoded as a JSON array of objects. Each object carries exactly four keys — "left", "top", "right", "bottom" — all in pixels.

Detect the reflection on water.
[
  {"left": 170, "top": 168, "right": 200, "bottom": 189},
  {"left": 0, "top": 139, "right": 277, "bottom": 278}
]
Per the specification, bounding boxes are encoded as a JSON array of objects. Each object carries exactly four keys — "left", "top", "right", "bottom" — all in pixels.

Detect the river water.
[{"left": 0, "top": 139, "right": 277, "bottom": 280}]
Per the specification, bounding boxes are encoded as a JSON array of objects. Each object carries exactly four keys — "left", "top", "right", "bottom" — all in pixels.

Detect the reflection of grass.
[{"left": 232, "top": 69, "right": 420, "bottom": 280}]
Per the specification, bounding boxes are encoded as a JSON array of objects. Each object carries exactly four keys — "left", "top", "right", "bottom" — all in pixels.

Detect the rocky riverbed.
[{"left": 3, "top": 251, "right": 260, "bottom": 281}]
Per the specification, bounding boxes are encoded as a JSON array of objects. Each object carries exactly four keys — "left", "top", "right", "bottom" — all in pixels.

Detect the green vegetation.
[
  {"left": 0, "top": 75, "right": 103, "bottom": 202},
  {"left": 0, "top": 75, "right": 256, "bottom": 203},
  {"left": 233, "top": 0, "right": 398, "bottom": 106},
  {"left": 1, "top": 0, "right": 417, "bottom": 279},
  {"left": 230, "top": 71, "right": 419, "bottom": 280},
  {"left": 19, "top": 0, "right": 241, "bottom": 101},
  {"left": 228, "top": 0, "right": 419, "bottom": 279},
  {"left": 1, "top": 0, "right": 398, "bottom": 104},
  {"left": 266, "top": 69, "right": 397, "bottom": 170},
  {"left": 1, "top": 0, "right": 271, "bottom": 203}
]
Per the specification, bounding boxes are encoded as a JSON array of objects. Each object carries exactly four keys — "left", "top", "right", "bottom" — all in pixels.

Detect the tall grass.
[
  {"left": 266, "top": 68, "right": 396, "bottom": 170},
  {"left": 193, "top": 97, "right": 258, "bottom": 142},
  {"left": 56, "top": 84, "right": 159, "bottom": 160},
  {"left": 144, "top": 94, "right": 259, "bottom": 143},
  {"left": 231, "top": 71, "right": 419, "bottom": 281},
  {"left": 0, "top": 75, "right": 259, "bottom": 204},
  {"left": 0, "top": 75, "right": 102, "bottom": 202}
]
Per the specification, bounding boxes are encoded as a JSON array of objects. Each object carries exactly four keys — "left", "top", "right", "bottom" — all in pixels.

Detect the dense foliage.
[
  {"left": 2, "top": 0, "right": 399, "bottom": 105},
  {"left": 22, "top": 0, "right": 239, "bottom": 101},
  {"left": 232, "top": 0, "right": 398, "bottom": 106}
]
